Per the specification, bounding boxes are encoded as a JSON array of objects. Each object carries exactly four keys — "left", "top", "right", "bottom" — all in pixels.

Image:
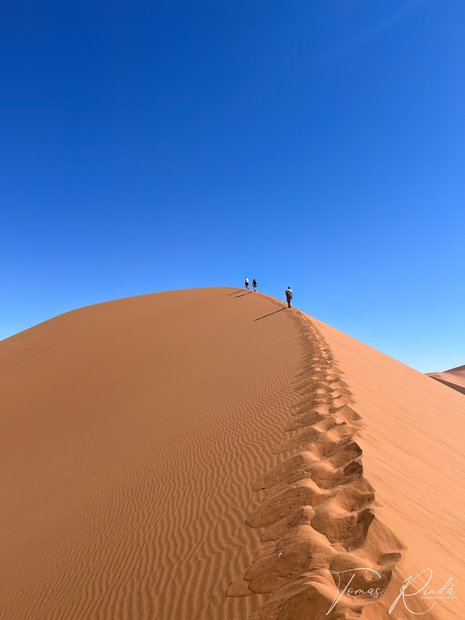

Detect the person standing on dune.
[
  {"left": 285, "top": 286, "right": 293, "bottom": 308},
  {"left": 244, "top": 278, "right": 249, "bottom": 289},
  {"left": 252, "top": 279, "right": 257, "bottom": 292}
]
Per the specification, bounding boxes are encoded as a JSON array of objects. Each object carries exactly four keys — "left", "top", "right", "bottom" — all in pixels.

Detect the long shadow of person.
[{"left": 254, "top": 308, "right": 287, "bottom": 321}]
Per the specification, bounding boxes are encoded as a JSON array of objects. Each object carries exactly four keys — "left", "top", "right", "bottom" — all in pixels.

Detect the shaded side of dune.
[{"left": 0, "top": 288, "right": 311, "bottom": 620}]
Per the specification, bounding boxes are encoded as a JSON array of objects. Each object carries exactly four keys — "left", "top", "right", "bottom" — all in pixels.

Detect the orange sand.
[
  {"left": 1, "top": 288, "right": 464, "bottom": 619},
  {"left": 427, "top": 365, "right": 465, "bottom": 396},
  {"left": 310, "top": 317, "right": 465, "bottom": 619}
]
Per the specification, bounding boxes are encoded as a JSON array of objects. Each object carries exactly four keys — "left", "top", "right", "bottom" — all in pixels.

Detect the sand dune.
[
  {"left": 307, "top": 317, "right": 465, "bottom": 619},
  {"left": 427, "top": 365, "right": 465, "bottom": 396},
  {"left": 1, "top": 288, "right": 464, "bottom": 619}
]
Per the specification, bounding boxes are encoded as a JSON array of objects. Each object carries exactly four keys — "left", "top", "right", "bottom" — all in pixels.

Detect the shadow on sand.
[
  {"left": 235, "top": 291, "right": 253, "bottom": 298},
  {"left": 254, "top": 308, "right": 287, "bottom": 321}
]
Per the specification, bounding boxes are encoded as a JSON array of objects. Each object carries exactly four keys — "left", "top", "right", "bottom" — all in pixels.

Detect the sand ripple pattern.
[{"left": 0, "top": 289, "right": 309, "bottom": 620}]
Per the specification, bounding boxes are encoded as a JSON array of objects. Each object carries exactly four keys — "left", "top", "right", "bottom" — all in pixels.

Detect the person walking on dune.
[
  {"left": 244, "top": 277, "right": 249, "bottom": 290},
  {"left": 252, "top": 278, "right": 257, "bottom": 292},
  {"left": 285, "top": 286, "right": 293, "bottom": 308}
]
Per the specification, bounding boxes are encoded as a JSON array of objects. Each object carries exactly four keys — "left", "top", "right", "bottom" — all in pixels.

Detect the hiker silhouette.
[{"left": 285, "top": 287, "right": 293, "bottom": 308}]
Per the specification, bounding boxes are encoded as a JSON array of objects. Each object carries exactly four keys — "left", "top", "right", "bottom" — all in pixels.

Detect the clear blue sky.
[{"left": 1, "top": 0, "right": 464, "bottom": 373}]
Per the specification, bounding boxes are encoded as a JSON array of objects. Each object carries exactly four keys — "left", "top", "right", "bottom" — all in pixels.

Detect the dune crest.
[{"left": 229, "top": 317, "right": 403, "bottom": 619}]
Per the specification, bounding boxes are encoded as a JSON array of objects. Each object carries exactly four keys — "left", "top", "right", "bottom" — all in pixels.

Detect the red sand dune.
[
  {"left": 1, "top": 288, "right": 464, "bottom": 619},
  {"left": 427, "top": 365, "right": 465, "bottom": 396}
]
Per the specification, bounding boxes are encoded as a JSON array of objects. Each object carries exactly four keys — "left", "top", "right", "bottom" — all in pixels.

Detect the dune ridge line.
[{"left": 229, "top": 311, "right": 403, "bottom": 619}]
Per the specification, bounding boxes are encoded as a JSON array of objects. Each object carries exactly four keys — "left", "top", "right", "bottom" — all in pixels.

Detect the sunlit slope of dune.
[
  {"left": 2, "top": 288, "right": 464, "bottom": 619},
  {"left": 312, "top": 317, "right": 465, "bottom": 619}
]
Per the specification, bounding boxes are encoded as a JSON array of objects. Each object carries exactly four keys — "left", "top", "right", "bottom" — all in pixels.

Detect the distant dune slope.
[
  {"left": 1, "top": 288, "right": 464, "bottom": 619},
  {"left": 427, "top": 365, "right": 465, "bottom": 396}
]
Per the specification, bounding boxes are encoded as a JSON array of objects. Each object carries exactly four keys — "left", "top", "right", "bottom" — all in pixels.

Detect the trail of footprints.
[{"left": 229, "top": 318, "right": 402, "bottom": 619}]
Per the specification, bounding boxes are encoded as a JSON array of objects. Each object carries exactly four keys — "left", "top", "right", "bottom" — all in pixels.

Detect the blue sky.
[{"left": 1, "top": 0, "right": 464, "bottom": 372}]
